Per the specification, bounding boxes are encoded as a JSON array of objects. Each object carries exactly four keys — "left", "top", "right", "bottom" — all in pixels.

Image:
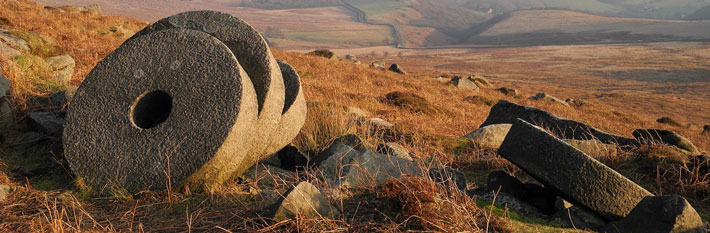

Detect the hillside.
[
  {"left": 1, "top": 0, "right": 710, "bottom": 232},
  {"left": 463, "top": 9, "right": 710, "bottom": 46}
]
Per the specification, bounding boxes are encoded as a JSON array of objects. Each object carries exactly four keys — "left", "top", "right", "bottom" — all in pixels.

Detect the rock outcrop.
[
  {"left": 604, "top": 195, "right": 705, "bottom": 233},
  {"left": 451, "top": 76, "right": 479, "bottom": 91},
  {"left": 388, "top": 64, "right": 406, "bottom": 75},
  {"left": 633, "top": 129, "right": 700, "bottom": 155}
]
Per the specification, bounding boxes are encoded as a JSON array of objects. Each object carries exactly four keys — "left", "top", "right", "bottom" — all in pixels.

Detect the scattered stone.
[
  {"left": 481, "top": 100, "right": 637, "bottom": 146},
  {"left": 529, "top": 93, "right": 569, "bottom": 107},
  {"left": 462, "top": 95, "right": 495, "bottom": 106},
  {"left": 270, "top": 182, "right": 339, "bottom": 220},
  {"left": 703, "top": 125, "right": 710, "bottom": 135},
  {"left": 565, "top": 98, "right": 587, "bottom": 108},
  {"left": 345, "top": 106, "right": 369, "bottom": 120},
  {"left": 344, "top": 54, "right": 356, "bottom": 60},
  {"left": 310, "top": 134, "right": 368, "bottom": 166},
  {"left": 276, "top": 145, "right": 308, "bottom": 171},
  {"left": 633, "top": 129, "right": 700, "bottom": 155},
  {"left": 306, "top": 49, "right": 336, "bottom": 60},
  {"left": 552, "top": 206, "right": 607, "bottom": 230},
  {"left": 45, "top": 55, "right": 75, "bottom": 86},
  {"left": 463, "top": 124, "right": 512, "bottom": 149},
  {"left": 368, "top": 117, "right": 394, "bottom": 130},
  {"left": 604, "top": 195, "right": 704, "bottom": 233},
  {"left": 26, "top": 111, "right": 66, "bottom": 136},
  {"left": 496, "top": 87, "right": 518, "bottom": 97},
  {"left": 0, "top": 184, "right": 10, "bottom": 201},
  {"left": 563, "top": 139, "right": 618, "bottom": 158},
  {"left": 469, "top": 75, "right": 492, "bottom": 88},
  {"left": 319, "top": 144, "right": 422, "bottom": 187},
  {"left": 429, "top": 167, "right": 466, "bottom": 191},
  {"left": 450, "top": 76, "right": 479, "bottom": 91},
  {"left": 0, "top": 30, "right": 30, "bottom": 52},
  {"left": 384, "top": 91, "right": 430, "bottom": 114},
  {"left": 656, "top": 116, "right": 685, "bottom": 127},
  {"left": 109, "top": 25, "right": 134, "bottom": 39},
  {"left": 388, "top": 64, "right": 406, "bottom": 75},
  {"left": 377, "top": 142, "right": 412, "bottom": 161},
  {"left": 498, "top": 119, "right": 653, "bottom": 220},
  {"left": 370, "top": 60, "right": 385, "bottom": 70}
]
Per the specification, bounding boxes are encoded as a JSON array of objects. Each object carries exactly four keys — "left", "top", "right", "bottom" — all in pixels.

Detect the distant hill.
[{"left": 463, "top": 9, "right": 710, "bottom": 46}]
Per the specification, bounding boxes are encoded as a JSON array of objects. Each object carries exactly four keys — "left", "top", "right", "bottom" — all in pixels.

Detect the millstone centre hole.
[{"left": 132, "top": 90, "right": 173, "bottom": 129}]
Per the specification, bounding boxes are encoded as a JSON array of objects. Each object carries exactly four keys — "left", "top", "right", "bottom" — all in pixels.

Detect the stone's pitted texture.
[
  {"left": 604, "top": 195, "right": 705, "bottom": 233},
  {"left": 26, "top": 111, "right": 65, "bottom": 136},
  {"left": 498, "top": 119, "right": 653, "bottom": 220},
  {"left": 263, "top": 60, "right": 306, "bottom": 157},
  {"left": 633, "top": 129, "right": 700, "bottom": 155},
  {"left": 388, "top": 64, "right": 406, "bottom": 75},
  {"left": 64, "top": 29, "right": 258, "bottom": 192},
  {"left": 529, "top": 93, "right": 569, "bottom": 107},
  {"left": 463, "top": 124, "right": 512, "bottom": 149},
  {"left": 481, "top": 100, "right": 637, "bottom": 146},
  {"left": 271, "top": 182, "right": 339, "bottom": 220},
  {"left": 128, "top": 10, "right": 285, "bottom": 163},
  {"left": 45, "top": 55, "right": 75, "bottom": 86},
  {"left": 451, "top": 76, "right": 479, "bottom": 91}
]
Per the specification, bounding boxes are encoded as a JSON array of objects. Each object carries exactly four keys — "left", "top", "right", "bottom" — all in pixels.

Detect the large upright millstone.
[
  {"left": 263, "top": 60, "right": 307, "bottom": 157},
  {"left": 63, "top": 29, "right": 258, "bottom": 193},
  {"left": 129, "top": 10, "right": 285, "bottom": 162},
  {"left": 497, "top": 119, "right": 653, "bottom": 220}
]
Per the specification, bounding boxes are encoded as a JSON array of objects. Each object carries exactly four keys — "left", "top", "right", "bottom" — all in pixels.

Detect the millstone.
[
  {"left": 498, "top": 118, "right": 653, "bottom": 220},
  {"left": 63, "top": 29, "right": 258, "bottom": 193},
  {"left": 128, "top": 10, "right": 285, "bottom": 162},
  {"left": 264, "top": 60, "right": 307, "bottom": 157}
]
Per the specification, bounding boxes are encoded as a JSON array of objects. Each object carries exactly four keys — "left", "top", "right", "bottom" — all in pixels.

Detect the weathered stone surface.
[
  {"left": 552, "top": 206, "right": 607, "bottom": 230},
  {"left": 463, "top": 124, "right": 512, "bottom": 149},
  {"left": 429, "top": 167, "right": 466, "bottom": 191},
  {"left": 0, "top": 184, "right": 10, "bottom": 201},
  {"left": 563, "top": 139, "right": 618, "bottom": 158},
  {"left": 481, "top": 100, "right": 637, "bottom": 146},
  {"left": 370, "top": 60, "right": 385, "bottom": 70},
  {"left": 604, "top": 195, "right": 705, "bottom": 233},
  {"left": 633, "top": 129, "right": 700, "bottom": 155},
  {"left": 26, "top": 111, "right": 65, "bottom": 135},
  {"left": 498, "top": 119, "right": 653, "bottom": 220},
  {"left": 496, "top": 87, "right": 518, "bottom": 96},
  {"left": 470, "top": 75, "right": 492, "bottom": 88},
  {"left": 367, "top": 117, "right": 396, "bottom": 136},
  {"left": 264, "top": 60, "right": 306, "bottom": 156},
  {"left": 388, "top": 64, "right": 406, "bottom": 75},
  {"left": 451, "top": 76, "right": 479, "bottom": 91},
  {"left": 377, "top": 142, "right": 412, "bottom": 161},
  {"left": 45, "top": 55, "right": 75, "bottom": 86},
  {"left": 319, "top": 144, "right": 422, "bottom": 187},
  {"left": 310, "top": 134, "right": 368, "bottom": 167},
  {"left": 529, "top": 93, "right": 569, "bottom": 107},
  {"left": 129, "top": 11, "right": 286, "bottom": 163},
  {"left": 0, "top": 30, "right": 30, "bottom": 52},
  {"left": 271, "top": 182, "right": 339, "bottom": 220},
  {"left": 64, "top": 29, "right": 258, "bottom": 193}
]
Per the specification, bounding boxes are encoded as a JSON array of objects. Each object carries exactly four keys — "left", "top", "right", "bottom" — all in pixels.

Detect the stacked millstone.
[{"left": 63, "top": 11, "right": 307, "bottom": 193}]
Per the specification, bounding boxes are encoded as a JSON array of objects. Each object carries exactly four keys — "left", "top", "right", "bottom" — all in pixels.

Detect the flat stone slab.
[
  {"left": 497, "top": 119, "right": 653, "bottom": 220},
  {"left": 481, "top": 100, "right": 637, "bottom": 146},
  {"left": 270, "top": 181, "right": 339, "bottom": 220},
  {"left": 64, "top": 29, "right": 258, "bottom": 193}
]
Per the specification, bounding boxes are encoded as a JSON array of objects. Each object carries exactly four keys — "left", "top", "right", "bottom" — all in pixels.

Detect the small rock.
[
  {"left": 45, "top": 55, "right": 75, "bottom": 86},
  {"left": 377, "top": 142, "right": 412, "bottom": 161},
  {"left": 270, "top": 182, "right": 339, "bottom": 220},
  {"left": 319, "top": 144, "right": 422, "bottom": 187},
  {"left": 702, "top": 125, "right": 709, "bottom": 135},
  {"left": 370, "top": 60, "right": 385, "bottom": 70},
  {"left": 657, "top": 117, "right": 684, "bottom": 127},
  {"left": 633, "top": 129, "right": 700, "bottom": 155},
  {"left": 367, "top": 117, "right": 395, "bottom": 136},
  {"left": 306, "top": 49, "right": 337, "bottom": 60},
  {"left": 603, "top": 195, "right": 705, "bottom": 233},
  {"left": 496, "top": 87, "right": 518, "bottom": 97},
  {"left": 388, "top": 64, "right": 406, "bottom": 75},
  {"left": 26, "top": 111, "right": 66, "bottom": 135},
  {"left": 0, "top": 184, "right": 10, "bottom": 201},
  {"left": 309, "top": 134, "right": 368, "bottom": 166},
  {"left": 529, "top": 93, "right": 569, "bottom": 107},
  {"left": 463, "top": 124, "right": 512, "bottom": 149},
  {"left": 486, "top": 171, "right": 525, "bottom": 196},
  {"left": 109, "top": 25, "right": 134, "bottom": 39},
  {"left": 552, "top": 206, "right": 607, "bottom": 230},
  {"left": 345, "top": 106, "right": 369, "bottom": 120},
  {"left": 565, "top": 98, "right": 587, "bottom": 108},
  {"left": 469, "top": 75, "right": 492, "bottom": 88},
  {"left": 276, "top": 145, "right": 308, "bottom": 171},
  {"left": 0, "top": 30, "right": 30, "bottom": 52},
  {"left": 344, "top": 54, "right": 356, "bottom": 60},
  {"left": 429, "top": 167, "right": 466, "bottom": 191},
  {"left": 44, "top": 6, "right": 67, "bottom": 13},
  {"left": 450, "top": 76, "right": 479, "bottom": 91}
]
